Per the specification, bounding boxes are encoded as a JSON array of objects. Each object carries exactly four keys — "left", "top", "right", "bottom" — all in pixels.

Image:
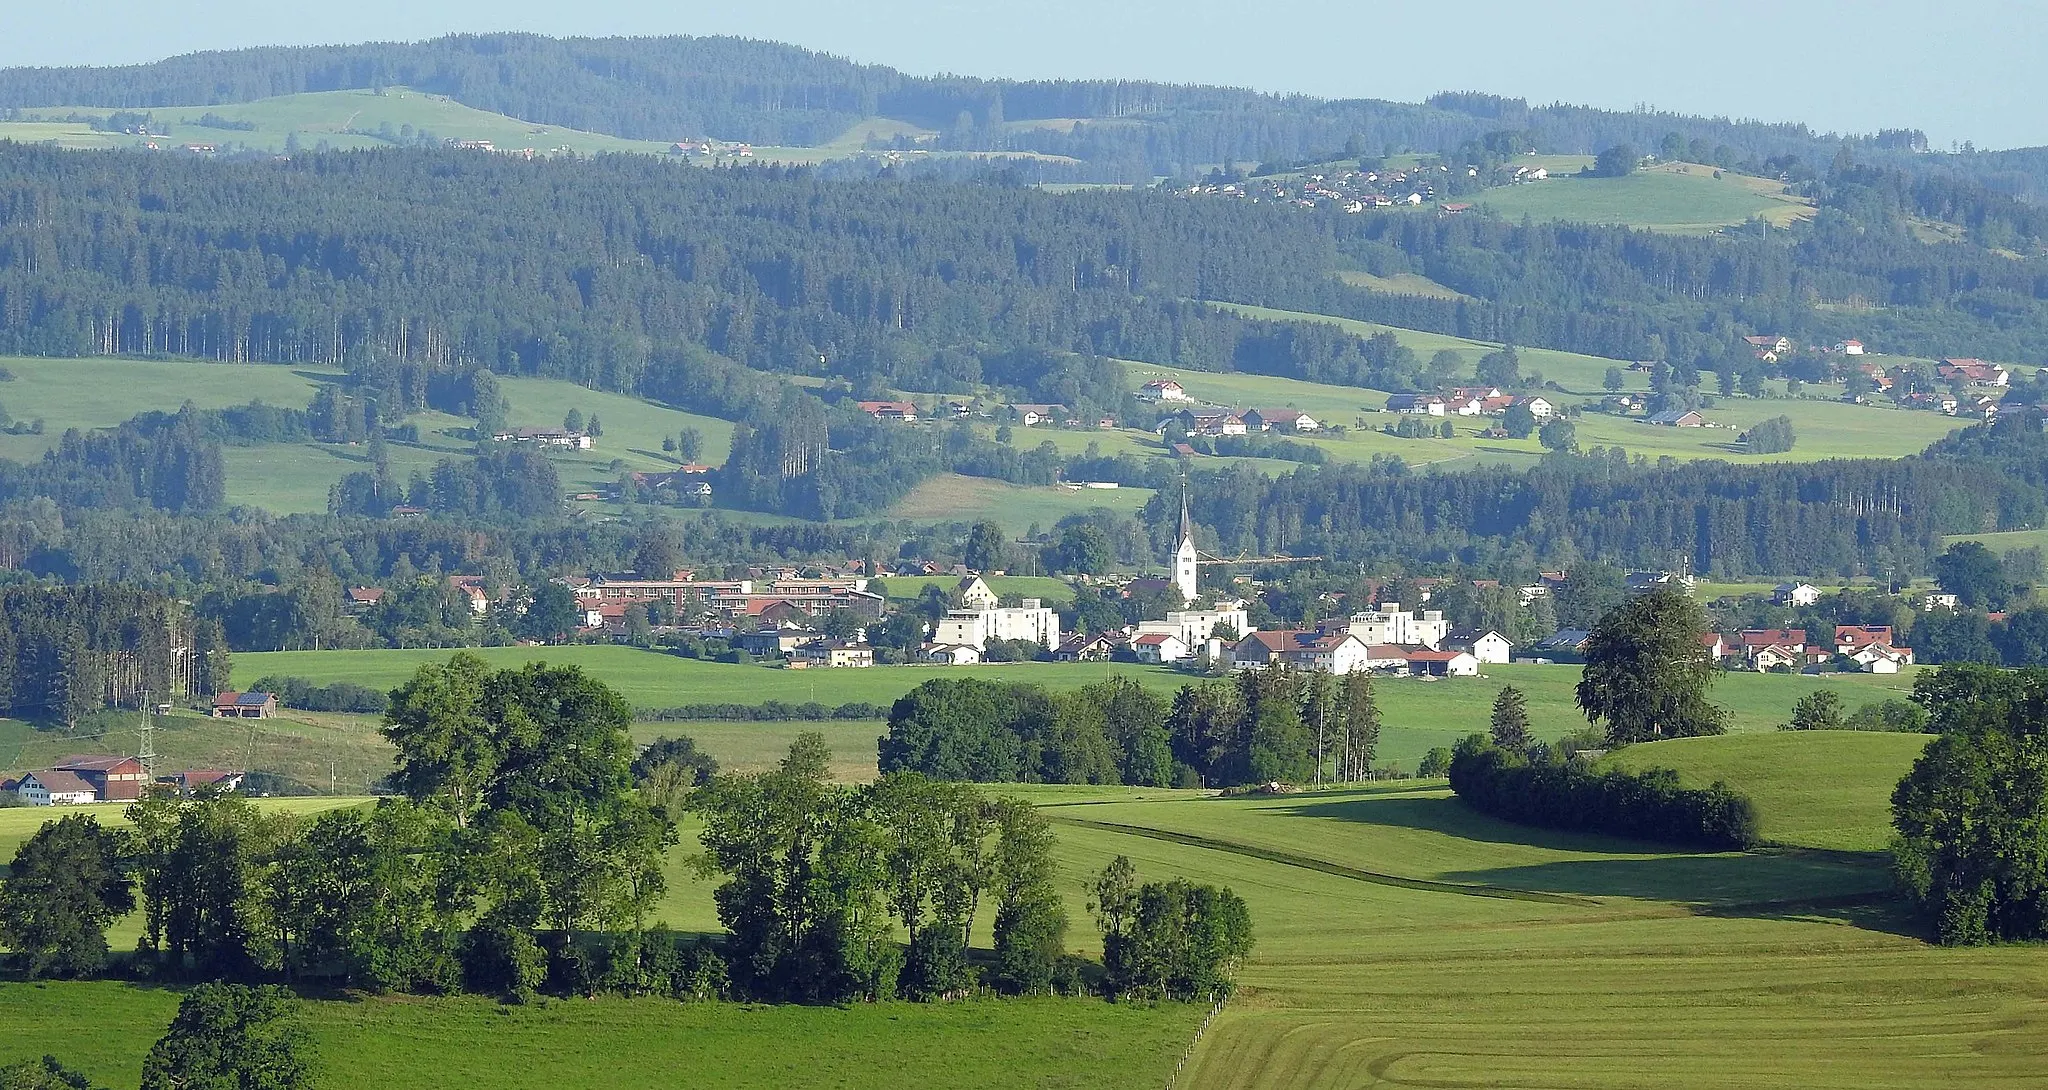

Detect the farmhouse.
[
  {"left": 793, "top": 640, "right": 874, "bottom": 668},
  {"left": 1242, "top": 408, "right": 1320, "bottom": 432},
  {"left": 48, "top": 755, "right": 149, "bottom": 802},
  {"left": 1938, "top": 358, "right": 2009, "bottom": 386},
  {"left": 1835, "top": 340, "right": 1866, "bottom": 355},
  {"left": 1056, "top": 632, "right": 1124, "bottom": 661},
  {"left": 211, "top": 691, "right": 278, "bottom": 718},
  {"left": 1384, "top": 394, "right": 1447, "bottom": 416},
  {"left": 1449, "top": 386, "right": 1502, "bottom": 403},
  {"left": 491, "top": 427, "right": 593, "bottom": 449},
  {"left": 1511, "top": 395, "right": 1556, "bottom": 421},
  {"left": 855, "top": 400, "right": 919, "bottom": 422},
  {"left": 14, "top": 770, "right": 97, "bottom": 806},
  {"left": 1229, "top": 630, "right": 1372, "bottom": 674},
  {"left": 1774, "top": 582, "right": 1820, "bottom": 607},
  {"left": 1403, "top": 649, "right": 1480, "bottom": 677},
  {"left": 1132, "top": 631, "right": 1190, "bottom": 664},
  {"left": 1011, "top": 404, "right": 1070, "bottom": 427},
  {"left": 1173, "top": 409, "right": 1247, "bottom": 436},
  {"left": 1441, "top": 628, "right": 1512, "bottom": 665},
  {"left": 1647, "top": 410, "right": 1705, "bottom": 427},
  {"left": 1136, "top": 380, "right": 1190, "bottom": 402},
  {"left": 346, "top": 586, "right": 384, "bottom": 608}
]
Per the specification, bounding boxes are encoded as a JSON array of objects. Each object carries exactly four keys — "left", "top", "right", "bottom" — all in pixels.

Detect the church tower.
[{"left": 1173, "top": 481, "right": 1199, "bottom": 604}]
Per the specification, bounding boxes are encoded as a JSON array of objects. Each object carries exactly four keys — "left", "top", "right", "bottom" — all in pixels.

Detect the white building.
[
  {"left": 1132, "top": 632, "right": 1190, "bottom": 664},
  {"left": 955, "top": 575, "right": 999, "bottom": 610},
  {"left": 15, "top": 770, "right": 97, "bottom": 806},
  {"left": 932, "top": 599, "right": 1061, "bottom": 651},
  {"left": 1346, "top": 604, "right": 1450, "bottom": 649},
  {"left": 1443, "top": 628, "right": 1513, "bottom": 665},
  {"left": 1774, "top": 582, "right": 1820, "bottom": 607},
  {"left": 1136, "top": 607, "right": 1251, "bottom": 648},
  {"left": 1137, "top": 380, "right": 1190, "bottom": 403}
]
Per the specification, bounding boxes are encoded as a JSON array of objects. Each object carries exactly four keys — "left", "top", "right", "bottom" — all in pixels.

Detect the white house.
[
  {"left": 1922, "top": 593, "right": 1960, "bottom": 611},
  {"left": 15, "top": 770, "right": 97, "bottom": 806},
  {"left": 1230, "top": 630, "right": 1372, "bottom": 674},
  {"left": 1511, "top": 395, "right": 1556, "bottom": 421},
  {"left": 1443, "top": 628, "right": 1513, "bottom": 665},
  {"left": 1835, "top": 340, "right": 1866, "bottom": 355},
  {"left": 1346, "top": 604, "right": 1450, "bottom": 649},
  {"left": 1137, "top": 380, "right": 1190, "bottom": 403},
  {"left": 1132, "top": 632, "right": 1190, "bottom": 664},
  {"left": 1137, "top": 607, "right": 1251, "bottom": 648},
  {"left": 933, "top": 599, "right": 1060, "bottom": 651},
  {"left": 1850, "top": 644, "right": 1910, "bottom": 673},
  {"left": 955, "top": 575, "right": 999, "bottom": 611},
  {"left": 921, "top": 643, "right": 982, "bottom": 665},
  {"left": 1243, "top": 408, "right": 1320, "bottom": 433},
  {"left": 1774, "top": 582, "right": 1820, "bottom": 607}
]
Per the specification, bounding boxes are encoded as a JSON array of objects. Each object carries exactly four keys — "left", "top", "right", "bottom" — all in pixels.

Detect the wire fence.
[{"left": 1165, "top": 991, "right": 1231, "bottom": 1090}]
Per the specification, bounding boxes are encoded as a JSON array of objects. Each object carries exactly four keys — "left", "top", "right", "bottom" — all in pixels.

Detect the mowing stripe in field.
[{"left": 1046, "top": 815, "right": 1598, "bottom": 906}]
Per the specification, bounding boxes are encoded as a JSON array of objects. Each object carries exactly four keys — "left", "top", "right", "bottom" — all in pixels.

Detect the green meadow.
[
  {"left": 1468, "top": 161, "right": 1817, "bottom": 233},
  {"left": 9, "top": 727, "right": 2043, "bottom": 1090}
]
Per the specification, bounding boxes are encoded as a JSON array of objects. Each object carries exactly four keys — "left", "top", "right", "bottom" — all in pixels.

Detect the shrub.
[{"left": 1447, "top": 740, "right": 1759, "bottom": 849}]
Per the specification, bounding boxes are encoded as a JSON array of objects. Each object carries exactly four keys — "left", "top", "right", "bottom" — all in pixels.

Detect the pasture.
[
  {"left": 1468, "top": 161, "right": 1817, "bottom": 233},
  {"left": 10, "top": 727, "right": 2039, "bottom": 1090},
  {"left": 882, "top": 473, "right": 1156, "bottom": 534}
]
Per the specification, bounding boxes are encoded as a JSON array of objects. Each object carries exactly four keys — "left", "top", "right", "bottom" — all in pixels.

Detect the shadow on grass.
[{"left": 1280, "top": 795, "right": 1693, "bottom": 855}]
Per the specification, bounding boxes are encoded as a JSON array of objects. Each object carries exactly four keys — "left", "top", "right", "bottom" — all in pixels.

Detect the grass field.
[
  {"left": 1209, "top": 301, "right": 1632, "bottom": 392},
  {"left": 883, "top": 474, "right": 1156, "bottom": 534},
  {"left": 1332, "top": 269, "right": 1469, "bottom": 300},
  {"left": 1602, "top": 731, "right": 1932, "bottom": 851},
  {"left": 8, "top": 727, "right": 2042, "bottom": 1089},
  {"left": 0, "top": 356, "right": 337, "bottom": 464},
  {"left": 1945, "top": 527, "right": 2048, "bottom": 555},
  {"left": 0, "top": 88, "right": 678, "bottom": 157},
  {"left": 1469, "top": 161, "right": 1816, "bottom": 234}
]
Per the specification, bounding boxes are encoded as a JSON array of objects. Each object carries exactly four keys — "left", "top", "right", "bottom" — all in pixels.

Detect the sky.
[{"left": 6, "top": 0, "right": 2044, "bottom": 150}]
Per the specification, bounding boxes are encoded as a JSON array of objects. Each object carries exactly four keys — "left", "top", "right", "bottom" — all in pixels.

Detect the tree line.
[
  {"left": 0, "top": 585, "right": 227, "bottom": 723},
  {"left": 880, "top": 669, "right": 1384, "bottom": 788}
]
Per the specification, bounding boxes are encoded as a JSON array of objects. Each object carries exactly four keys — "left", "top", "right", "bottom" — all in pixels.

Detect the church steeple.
[{"left": 1173, "top": 475, "right": 1199, "bottom": 604}]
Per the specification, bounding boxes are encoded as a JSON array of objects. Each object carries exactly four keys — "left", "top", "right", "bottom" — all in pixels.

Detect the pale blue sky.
[{"left": 7, "top": 0, "right": 2043, "bottom": 149}]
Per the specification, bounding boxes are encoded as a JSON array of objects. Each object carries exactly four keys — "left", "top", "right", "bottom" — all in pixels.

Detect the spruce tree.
[{"left": 1489, "top": 685, "right": 1532, "bottom": 750}]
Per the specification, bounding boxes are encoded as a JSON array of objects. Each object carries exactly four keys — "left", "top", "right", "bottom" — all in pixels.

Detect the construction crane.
[{"left": 1193, "top": 549, "right": 1322, "bottom": 567}]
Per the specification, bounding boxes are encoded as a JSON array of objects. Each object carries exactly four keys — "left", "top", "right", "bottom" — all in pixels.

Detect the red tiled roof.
[{"left": 1739, "top": 629, "right": 1805, "bottom": 647}]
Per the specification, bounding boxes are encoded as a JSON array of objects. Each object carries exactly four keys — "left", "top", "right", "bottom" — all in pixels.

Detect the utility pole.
[{"left": 137, "top": 689, "right": 157, "bottom": 784}]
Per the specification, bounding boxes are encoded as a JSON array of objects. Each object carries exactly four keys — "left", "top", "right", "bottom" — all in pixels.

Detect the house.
[
  {"left": 1177, "top": 409, "right": 1247, "bottom": 436},
  {"left": 1140, "top": 607, "right": 1252, "bottom": 647},
  {"left": 1922, "top": 592, "right": 1960, "bottom": 611},
  {"left": 1171, "top": 442, "right": 1198, "bottom": 458},
  {"left": 1242, "top": 408, "right": 1320, "bottom": 433},
  {"left": 163, "top": 769, "right": 244, "bottom": 794},
  {"left": 1700, "top": 632, "right": 1727, "bottom": 661},
  {"left": 1439, "top": 202, "right": 1473, "bottom": 215},
  {"left": 14, "top": 770, "right": 97, "bottom": 806},
  {"left": 1442, "top": 628, "right": 1512, "bottom": 665},
  {"left": 1938, "top": 359, "right": 2009, "bottom": 387},
  {"left": 1849, "top": 643, "right": 1911, "bottom": 673},
  {"left": 1384, "top": 394, "right": 1448, "bottom": 416},
  {"left": 1647, "top": 409, "right": 1705, "bottom": 427},
  {"left": 1449, "top": 386, "right": 1503, "bottom": 403},
  {"left": 450, "top": 575, "right": 491, "bottom": 615},
  {"left": 1137, "top": 380, "right": 1190, "bottom": 403},
  {"left": 1835, "top": 626, "right": 1911, "bottom": 665},
  {"left": 345, "top": 586, "right": 384, "bottom": 608},
  {"left": 1230, "top": 630, "right": 1373, "bottom": 674},
  {"left": 1132, "top": 632, "right": 1191, "bottom": 664},
  {"left": 855, "top": 400, "right": 919, "bottom": 422},
  {"left": 1056, "top": 633, "right": 1123, "bottom": 662},
  {"left": 491, "top": 428, "right": 593, "bottom": 449},
  {"left": 921, "top": 643, "right": 982, "bottom": 665},
  {"left": 932, "top": 599, "right": 1061, "bottom": 652},
  {"left": 794, "top": 640, "right": 874, "bottom": 668},
  {"left": 736, "top": 627, "right": 822, "bottom": 655},
  {"left": 1774, "top": 582, "right": 1820, "bottom": 607},
  {"left": 1738, "top": 629, "right": 1812, "bottom": 670},
  {"left": 1404, "top": 649, "right": 1480, "bottom": 677},
  {"left": 1744, "top": 335, "right": 1793, "bottom": 355},
  {"left": 211, "top": 691, "right": 278, "bottom": 719},
  {"left": 1535, "top": 629, "right": 1592, "bottom": 657},
  {"left": 1510, "top": 395, "right": 1556, "bottom": 421},
  {"left": 1011, "top": 403, "right": 1070, "bottom": 427},
  {"left": 956, "top": 576, "right": 1000, "bottom": 611},
  {"left": 48, "top": 755, "right": 150, "bottom": 802},
  {"left": 1835, "top": 340, "right": 1866, "bottom": 355},
  {"left": 1441, "top": 393, "right": 1486, "bottom": 417}
]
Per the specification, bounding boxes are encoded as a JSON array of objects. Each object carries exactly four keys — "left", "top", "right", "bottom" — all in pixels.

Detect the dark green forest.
[{"left": 1, "top": 33, "right": 2042, "bottom": 195}]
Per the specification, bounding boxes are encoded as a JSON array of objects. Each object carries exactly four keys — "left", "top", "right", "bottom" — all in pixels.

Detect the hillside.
[
  {"left": 1600, "top": 731, "right": 1932, "bottom": 851},
  {"left": 3, "top": 33, "right": 2043, "bottom": 194}
]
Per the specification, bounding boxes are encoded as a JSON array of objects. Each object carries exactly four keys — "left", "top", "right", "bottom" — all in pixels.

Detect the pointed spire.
[{"left": 1178, "top": 471, "right": 1193, "bottom": 545}]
